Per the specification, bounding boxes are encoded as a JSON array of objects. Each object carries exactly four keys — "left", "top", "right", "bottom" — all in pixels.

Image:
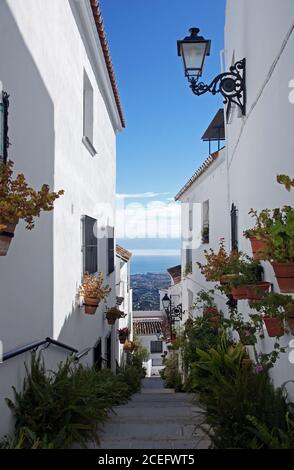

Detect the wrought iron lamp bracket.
[{"left": 189, "top": 58, "right": 246, "bottom": 120}]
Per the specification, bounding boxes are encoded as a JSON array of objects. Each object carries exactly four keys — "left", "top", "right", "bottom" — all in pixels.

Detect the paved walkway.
[{"left": 99, "top": 377, "right": 210, "bottom": 449}]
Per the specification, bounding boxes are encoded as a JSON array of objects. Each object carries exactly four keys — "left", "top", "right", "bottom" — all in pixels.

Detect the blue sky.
[{"left": 100, "top": 0, "right": 226, "bottom": 254}]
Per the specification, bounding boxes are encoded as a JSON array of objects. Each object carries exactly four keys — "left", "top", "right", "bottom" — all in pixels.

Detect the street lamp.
[
  {"left": 162, "top": 293, "right": 171, "bottom": 314},
  {"left": 177, "top": 28, "right": 246, "bottom": 121},
  {"left": 161, "top": 294, "right": 183, "bottom": 323},
  {"left": 177, "top": 27, "right": 211, "bottom": 80}
]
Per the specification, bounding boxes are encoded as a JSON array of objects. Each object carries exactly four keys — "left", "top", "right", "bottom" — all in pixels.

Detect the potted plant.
[
  {"left": 195, "top": 289, "right": 222, "bottom": 327},
  {"left": 264, "top": 205, "right": 294, "bottom": 293},
  {"left": 123, "top": 340, "right": 138, "bottom": 352},
  {"left": 227, "top": 309, "right": 257, "bottom": 345},
  {"left": 105, "top": 306, "right": 126, "bottom": 325},
  {"left": 118, "top": 327, "right": 129, "bottom": 344},
  {"left": 197, "top": 238, "right": 240, "bottom": 287},
  {"left": 243, "top": 209, "right": 271, "bottom": 260},
  {"left": 229, "top": 258, "right": 271, "bottom": 301},
  {"left": 0, "top": 160, "right": 64, "bottom": 255},
  {"left": 249, "top": 292, "right": 288, "bottom": 338},
  {"left": 79, "top": 272, "right": 111, "bottom": 315}
]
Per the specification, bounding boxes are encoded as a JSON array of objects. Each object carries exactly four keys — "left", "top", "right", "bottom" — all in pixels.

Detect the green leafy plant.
[
  {"left": 250, "top": 292, "right": 294, "bottom": 321},
  {"left": 243, "top": 208, "right": 272, "bottom": 241},
  {"left": 265, "top": 206, "right": 294, "bottom": 262},
  {"left": 4, "top": 352, "right": 144, "bottom": 449},
  {"left": 0, "top": 160, "right": 64, "bottom": 229},
  {"left": 106, "top": 306, "right": 126, "bottom": 322},
  {"left": 276, "top": 174, "right": 294, "bottom": 192}
]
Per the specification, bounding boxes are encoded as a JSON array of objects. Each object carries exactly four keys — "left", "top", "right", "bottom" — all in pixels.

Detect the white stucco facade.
[
  {"left": 115, "top": 247, "right": 133, "bottom": 366},
  {"left": 0, "top": 0, "right": 124, "bottom": 435},
  {"left": 176, "top": 0, "right": 294, "bottom": 397},
  {"left": 133, "top": 311, "right": 168, "bottom": 377}
]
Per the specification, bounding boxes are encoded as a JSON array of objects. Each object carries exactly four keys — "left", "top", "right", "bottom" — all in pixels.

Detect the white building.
[
  {"left": 115, "top": 245, "right": 133, "bottom": 366},
  {"left": 175, "top": 0, "right": 294, "bottom": 396},
  {"left": 0, "top": 0, "right": 124, "bottom": 435},
  {"left": 133, "top": 311, "right": 168, "bottom": 377}
]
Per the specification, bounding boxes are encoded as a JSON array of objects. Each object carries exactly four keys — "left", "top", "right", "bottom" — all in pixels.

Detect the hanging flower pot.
[
  {"left": 118, "top": 327, "right": 129, "bottom": 345},
  {"left": 231, "top": 285, "right": 248, "bottom": 300},
  {"left": 0, "top": 222, "right": 18, "bottom": 256},
  {"left": 272, "top": 263, "right": 294, "bottom": 293},
  {"left": 263, "top": 316, "right": 284, "bottom": 337},
  {"left": 249, "top": 237, "right": 268, "bottom": 260},
  {"left": 246, "top": 282, "right": 271, "bottom": 301},
  {"left": 84, "top": 298, "right": 99, "bottom": 315},
  {"left": 106, "top": 306, "right": 126, "bottom": 325}
]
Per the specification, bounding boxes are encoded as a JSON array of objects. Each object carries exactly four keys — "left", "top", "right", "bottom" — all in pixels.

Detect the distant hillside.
[{"left": 131, "top": 272, "right": 171, "bottom": 311}]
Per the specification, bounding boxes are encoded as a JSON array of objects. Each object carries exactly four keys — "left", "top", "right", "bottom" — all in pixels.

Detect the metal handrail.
[
  {"left": 3, "top": 337, "right": 78, "bottom": 362},
  {"left": 75, "top": 347, "right": 91, "bottom": 361}
]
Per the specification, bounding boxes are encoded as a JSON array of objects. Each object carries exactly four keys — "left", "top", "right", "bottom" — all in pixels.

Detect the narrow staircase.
[{"left": 99, "top": 377, "right": 210, "bottom": 449}]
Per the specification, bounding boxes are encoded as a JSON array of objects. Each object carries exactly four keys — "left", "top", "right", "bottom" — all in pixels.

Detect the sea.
[{"left": 131, "top": 255, "right": 181, "bottom": 274}]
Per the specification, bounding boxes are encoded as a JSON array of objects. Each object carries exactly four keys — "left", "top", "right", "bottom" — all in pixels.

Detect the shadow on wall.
[{"left": 0, "top": 2, "right": 55, "bottom": 435}]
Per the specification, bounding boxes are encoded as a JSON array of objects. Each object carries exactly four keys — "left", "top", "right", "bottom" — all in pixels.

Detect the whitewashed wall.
[
  {"left": 116, "top": 256, "right": 133, "bottom": 366},
  {"left": 179, "top": 148, "right": 229, "bottom": 323},
  {"left": 225, "top": 0, "right": 294, "bottom": 396},
  {"left": 0, "top": 0, "right": 122, "bottom": 435}
]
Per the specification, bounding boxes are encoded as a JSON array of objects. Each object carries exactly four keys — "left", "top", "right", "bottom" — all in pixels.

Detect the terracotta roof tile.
[
  {"left": 116, "top": 244, "right": 132, "bottom": 262},
  {"left": 90, "top": 0, "right": 125, "bottom": 128},
  {"left": 167, "top": 265, "right": 181, "bottom": 284},
  {"left": 175, "top": 147, "right": 225, "bottom": 201},
  {"left": 133, "top": 320, "right": 163, "bottom": 336}
]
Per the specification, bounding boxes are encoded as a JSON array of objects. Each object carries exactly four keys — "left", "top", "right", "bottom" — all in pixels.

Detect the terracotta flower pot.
[
  {"left": 246, "top": 282, "right": 271, "bottom": 301},
  {"left": 287, "top": 312, "right": 294, "bottom": 335},
  {"left": 263, "top": 316, "right": 284, "bottom": 337},
  {"left": 84, "top": 298, "right": 99, "bottom": 315},
  {"left": 0, "top": 222, "right": 18, "bottom": 256},
  {"left": 119, "top": 336, "right": 127, "bottom": 344},
  {"left": 249, "top": 237, "right": 268, "bottom": 260},
  {"left": 106, "top": 317, "right": 116, "bottom": 325},
  {"left": 231, "top": 285, "right": 248, "bottom": 300},
  {"left": 272, "top": 262, "right": 294, "bottom": 293}
]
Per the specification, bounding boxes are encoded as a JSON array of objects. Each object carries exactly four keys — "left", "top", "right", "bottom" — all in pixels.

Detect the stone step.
[
  {"left": 100, "top": 422, "right": 200, "bottom": 440},
  {"left": 99, "top": 439, "right": 202, "bottom": 449},
  {"left": 140, "top": 388, "right": 175, "bottom": 394},
  {"left": 108, "top": 407, "right": 204, "bottom": 419}
]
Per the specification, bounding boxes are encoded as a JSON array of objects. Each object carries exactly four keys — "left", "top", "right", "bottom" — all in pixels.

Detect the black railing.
[{"left": 3, "top": 337, "right": 80, "bottom": 362}]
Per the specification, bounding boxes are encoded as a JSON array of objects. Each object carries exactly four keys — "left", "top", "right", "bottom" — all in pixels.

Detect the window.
[
  {"left": 150, "top": 341, "right": 163, "bottom": 354},
  {"left": 0, "top": 91, "right": 9, "bottom": 165},
  {"left": 82, "top": 216, "right": 98, "bottom": 274},
  {"left": 231, "top": 203, "right": 238, "bottom": 251},
  {"left": 107, "top": 226, "right": 115, "bottom": 274},
  {"left": 185, "top": 248, "right": 192, "bottom": 275},
  {"left": 202, "top": 200, "right": 209, "bottom": 244},
  {"left": 189, "top": 204, "right": 193, "bottom": 232},
  {"left": 82, "top": 71, "right": 96, "bottom": 156}
]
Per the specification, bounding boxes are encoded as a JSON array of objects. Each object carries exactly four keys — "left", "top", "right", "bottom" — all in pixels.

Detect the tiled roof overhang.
[
  {"left": 116, "top": 244, "right": 132, "bottom": 262},
  {"left": 175, "top": 148, "right": 224, "bottom": 201},
  {"left": 167, "top": 265, "right": 181, "bottom": 284},
  {"left": 90, "top": 0, "right": 125, "bottom": 128},
  {"left": 133, "top": 320, "right": 163, "bottom": 336}
]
